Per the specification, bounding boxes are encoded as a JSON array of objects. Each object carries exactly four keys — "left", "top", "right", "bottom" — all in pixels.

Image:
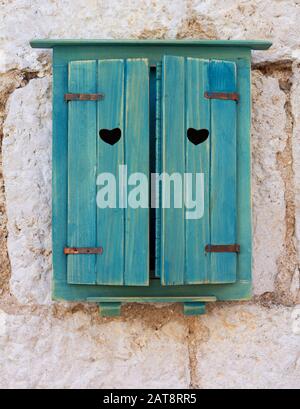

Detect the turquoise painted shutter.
[
  {"left": 208, "top": 60, "right": 237, "bottom": 283},
  {"left": 67, "top": 61, "right": 98, "bottom": 285},
  {"left": 161, "top": 56, "right": 185, "bottom": 285},
  {"left": 123, "top": 59, "right": 150, "bottom": 286},
  {"left": 160, "top": 56, "right": 237, "bottom": 285},
  {"left": 67, "top": 59, "right": 149, "bottom": 286},
  {"left": 97, "top": 60, "right": 124, "bottom": 285},
  {"left": 185, "top": 58, "right": 210, "bottom": 284}
]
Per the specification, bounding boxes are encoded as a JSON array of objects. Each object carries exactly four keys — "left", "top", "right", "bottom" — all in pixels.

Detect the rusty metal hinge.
[
  {"left": 64, "top": 247, "right": 103, "bottom": 255},
  {"left": 205, "top": 244, "right": 240, "bottom": 253},
  {"left": 204, "top": 92, "right": 239, "bottom": 102},
  {"left": 64, "top": 93, "right": 104, "bottom": 102}
]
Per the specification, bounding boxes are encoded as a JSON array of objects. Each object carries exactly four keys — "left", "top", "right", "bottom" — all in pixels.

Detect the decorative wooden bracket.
[
  {"left": 64, "top": 247, "right": 103, "bottom": 255},
  {"left": 205, "top": 244, "right": 240, "bottom": 253},
  {"left": 183, "top": 302, "right": 206, "bottom": 316},
  {"left": 98, "top": 303, "right": 122, "bottom": 317},
  {"left": 204, "top": 92, "right": 239, "bottom": 102},
  {"left": 87, "top": 297, "right": 217, "bottom": 317},
  {"left": 64, "top": 93, "right": 104, "bottom": 102}
]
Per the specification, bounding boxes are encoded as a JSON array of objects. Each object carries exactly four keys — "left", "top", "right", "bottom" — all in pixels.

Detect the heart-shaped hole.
[
  {"left": 187, "top": 128, "right": 209, "bottom": 145},
  {"left": 99, "top": 128, "right": 122, "bottom": 145}
]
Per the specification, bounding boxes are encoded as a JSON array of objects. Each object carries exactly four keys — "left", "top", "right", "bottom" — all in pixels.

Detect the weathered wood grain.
[
  {"left": 209, "top": 60, "right": 237, "bottom": 283},
  {"left": 97, "top": 59, "right": 125, "bottom": 285},
  {"left": 185, "top": 58, "right": 210, "bottom": 284},
  {"left": 67, "top": 61, "right": 97, "bottom": 284},
  {"left": 124, "top": 59, "right": 150, "bottom": 286},
  {"left": 161, "top": 56, "right": 185, "bottom": 285}
]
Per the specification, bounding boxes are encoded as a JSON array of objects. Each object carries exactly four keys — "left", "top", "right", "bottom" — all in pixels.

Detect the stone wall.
[{"left": 0, "top": 0, "right": 299, "bottom": 389}]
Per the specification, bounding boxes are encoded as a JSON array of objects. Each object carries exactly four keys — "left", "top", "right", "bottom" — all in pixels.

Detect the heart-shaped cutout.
[
  {"left": 99, "top": 128, "right": 122, "bottom": 145},
  {"left": 187, "top": 128, "right": 209, "bottom": 145}
]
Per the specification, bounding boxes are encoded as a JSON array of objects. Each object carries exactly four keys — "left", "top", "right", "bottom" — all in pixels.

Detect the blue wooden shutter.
[
  {"left": 67, "top": 59, "right": 149, "bottom": 286},
  {"left": 208, "top": 60, "right": 237, "bottom": 283},
  {"left": 96, "top": 60, "right": 124, "bottom": 285},
  {"left": 160, "top": 56, "right": 237, "bottom": 285},
  {"left": 67, "top": 61, "right": 98, "bottom": 285}
]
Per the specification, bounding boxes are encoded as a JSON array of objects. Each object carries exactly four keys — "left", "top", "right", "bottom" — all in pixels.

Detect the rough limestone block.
[
  {"left": 251, "top": 71, "right": 287, "bottom": 295},
  {"left": 195, "top": 304, "right": 300, "bottom": 389},
  {"left": 3, "top": 77, "right": 52, "bottom": 305},
  {"left": 0, "top": 308, "right": 190, "bottom": 389},
  {"left": 291, "top": 64, "right": 300, "bottom": 270}
]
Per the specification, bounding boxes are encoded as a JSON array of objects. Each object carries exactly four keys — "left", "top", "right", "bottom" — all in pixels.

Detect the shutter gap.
[
  {"left": 155, "top": 62, "right": 162, "bottom": 279},
  {"left": 123, "top": 60, "right": 127, "bottom": 285},
  {"left": 184, "top": 57, "right": 187, "bottom": 284},
  {"left": 149, "top": 65, "right": 157, "bottom": 279}
]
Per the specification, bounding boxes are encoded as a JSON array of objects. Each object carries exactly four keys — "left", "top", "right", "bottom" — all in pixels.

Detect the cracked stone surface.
[
  {"left": 1, "top": 0, "right": 300, "bottom": 73},
  {"left": 3, "top": 77, "right": 52, "bottom": 305},
  {"left": 0, "top": 303, "right": 299, "bottom": 389},
  {"left": 0, "top": 0, "right": 300, "bottom": 389}
]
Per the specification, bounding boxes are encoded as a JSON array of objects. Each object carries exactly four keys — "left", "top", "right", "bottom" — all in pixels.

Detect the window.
[{"left": 30, "top": 40, "right": 272, "bottom": 316}]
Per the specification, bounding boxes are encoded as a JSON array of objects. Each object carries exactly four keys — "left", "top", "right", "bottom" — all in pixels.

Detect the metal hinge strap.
[
  {"left": 204, "top": 92, "right": 239, "bottom": 102},
  {"left": 64, "top": 93, "right": 104, "bottom": 102},
  {"left": 64, "top": 247, "right": 103, "bottom": 255},
  {"left": 205, "top": 244, "right": 240, "bottom": 253}
]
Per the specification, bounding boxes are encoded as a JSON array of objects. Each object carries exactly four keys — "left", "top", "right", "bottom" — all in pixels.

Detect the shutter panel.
[
  {"left": 96, "top": 60, "right": 125, "bottom": 285},
  {"left": 161, "top": 56, "right": 185, "bottom": 285},
  {"left": 185, "top": 58, "right": 211, "bottom": 283},
  {"left": 208, "top": 60, "right": 237, "bottom": 283},
  {"left": 123, "top": 59, "right": 150, "bottom": 286},
  {"left": 67, "top": 59, "right": 149, "bottom": 286},
  {"left": 160, "top": 56, "right": 237, "bottom": 285},
  {"left": 67, "top": 61, "right": 98, "bottom": 284}
]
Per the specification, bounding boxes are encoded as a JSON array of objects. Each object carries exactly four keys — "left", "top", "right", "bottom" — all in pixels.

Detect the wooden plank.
[
  {"left": 209, "top": 60, "right": 237, "bottom": 283},
  {"left": 52, "top": 44, "right": 252, "bottom": 73},
  {"left": 236, "top": 59, "right": 252, "bottom": 282},
  {"left": 67, "top": 61, "right": 97, "bottom": 284},
  {"left": 30, "top": 39, "right": 273, "bottom": 50},
  {"left": 56, "top": 278, "right": 251, "bottom": 303},
  {"left": 185, "top": 58, "right": 210, "bottom": 284},
  {"left": 88, "top": 296, "right": 216, "bottom": 303},
  {"left": 96, "top": 60, "right": 125, "bottom": 285},
  {"left": 124, "top": 59, "right": 149, "bottom": 285},
  {"left": 52, "top": 63, "right": 68, "bottom": 298},
  {"left": 161, "top": 56, "right": 185, "bottom": 285}
]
